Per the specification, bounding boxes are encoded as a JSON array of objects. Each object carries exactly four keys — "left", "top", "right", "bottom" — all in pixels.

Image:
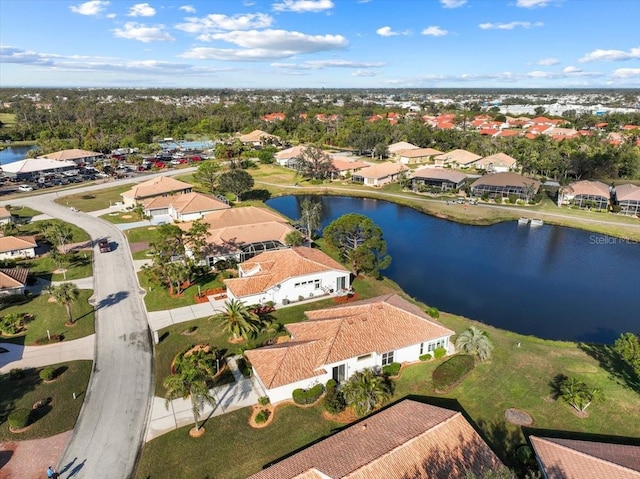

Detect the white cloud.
[
  {"left": 612, "top": 68, "right": 640, "bottom": 78},
  {"left": 70, "top": 1, "right": 110, "bottom": 16},
  {"left": 526, "top": 68, "right": 601, "bottom": 79},
  {"left": 536, "top": 57, "right": 559, "bottom": 66},
  {"left": 440, "top": 0, "right": 466, "bottom": 8},
  {"left": 516, "top": 0, "right": 552, "bottom": 7},
  {"left": 562, "top": 65, "right": 581, "bottom": 73},
  {"left": 479, "top": 21, "right": 543, "bottom": 30},
  {"left": 352, "top": 70, "right": 377, "bottom": 77},
  {"left": 579, "top": 47, "right": 640, "bottom": 63},
  {"left": 113, "top": 22, "right": 175, "bottom": 42},
  {"left": 422, "top": 26, "right": 448, "bottom": 37},
  {"left": 181, "top": 29, "right": 347, "bottom": 60},
  {"left": 106, "top": 13, "right": 116, "bottom": 18},
  {"left": 376, "top": 26, "right": 399, "bottom": 37},
  {"left": 176, "top": 13, "right": 273, "bottom": 35},
  {"left": 128, "top": 3, "right": 155, "bottom": 17},
  {"left": 272, "top": 0, "right": 334, "bottom": 13},
  {"left": 179, "top": 5, "right": 196, "bottom": 13},
  {"left": 273, "top": 59, "right": 385, "bottom": 70}
]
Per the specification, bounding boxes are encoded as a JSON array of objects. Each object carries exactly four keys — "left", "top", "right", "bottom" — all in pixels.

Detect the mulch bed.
[
  {"left": 504, "top": 408, "right": 534, "bottom": 426},
  {"left": 129, "top": 242, "right": 150, "bottom": 253},
  {"left": 334, "top": 293, "right": 359, "bottom": 304}
]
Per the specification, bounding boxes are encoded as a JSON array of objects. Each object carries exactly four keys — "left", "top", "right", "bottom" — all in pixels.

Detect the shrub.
[
  {"left": 40, "top": 366, "right": 56, "bottom": 381},
  {"left": 432, "top": 355, "right": 475, "bottom": 392},
  {"left": 254, "top": 410, "right": 270, "bottom": 424},
  {"left": 0, "top": 312, "right": 25, "bottom": 335},
  {"left": 508, "top": 194, "right": 518, "bottom": 204},
  {"left": 419, "top": 353, "right": 432, "bottom": 361},
  {"left": 494, "top": 196, "right": 503, "bottom": 204},
  {"left": 425, "top": 306, "right": 440, "bottom": 319},
  {"left": 326, "top": 378, "right": 337, "bottom": 391},
  {"left": 292, "top": 384, "right": 324, "bottom": 405},
  {"left": 8, "top": 408, "right": 31, "bottom": 429},
  {"left": 258, "top": 396, "right": 270, "bottom": 406},
  {"left": 9, "top": 368, "right": 24, "bottom": 380},
  {"left": 433, "top": 346, "right": 447, "bottom": 359},
  {"left": 481, "top": 193, "right": 489, "bottom": 201},
  {"left": 382, "top": 362, "right": 401, "bottom": 377},
  {"left": 324, "top": 384, "right": 347, "bottom": 414}
]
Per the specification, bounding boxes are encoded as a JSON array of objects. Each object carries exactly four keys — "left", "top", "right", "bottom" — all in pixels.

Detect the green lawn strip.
[
  {"left": 8, "top": 205, "right": 41, "bottom": 218},
  {"left": 0, "top": 290, "right": 95, "bottom": 345},
  {"left": 131, "top": 249, "right": 152, "bottom": 260},
  {"left": 99, "top": 211, "right": 146, "bottom": 224},
  {"left": 139, "top": 271, "right": 230, "bottom": 312},
  {"left": 18, "top": 250, "right": 93, "bottom": 281},
  {"left": 135, "top": 405, "right": 340, "bottom": 479},
  {"left": 124, "top": 224, "right": 162, "bottom": 244},
  {"left": 57, "top": 185, "right": 132, "bottom": 212},
  {"left": 17, "top": 218, "right": 91, "bottom": 244},
  {"left": 0, "top": 361, "right": 92, "bottom": 441}
]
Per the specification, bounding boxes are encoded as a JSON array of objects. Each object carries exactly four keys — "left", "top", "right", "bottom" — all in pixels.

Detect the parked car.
[
  {"left": 18, "top": 184, "right": 34, "bottom": 192},
  {"left": 98, "top": 239, "right": 111, "bottom": 253},
  {"left": 189, "top": 156, "right": 202, "bottom": 162}
]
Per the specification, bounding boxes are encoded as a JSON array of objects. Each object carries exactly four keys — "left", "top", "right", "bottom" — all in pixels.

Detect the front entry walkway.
[{"left": 144, "top": 355, "right": 263, "bottom": 442}]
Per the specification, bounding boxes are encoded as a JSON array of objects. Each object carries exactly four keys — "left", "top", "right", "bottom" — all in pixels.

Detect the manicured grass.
[
  {"left": 19, "top": 249, "right": 93, "bottom": 281},
  {"left": 124, "top": 225, "right": 163, "bottom": 244},
  {"left": 135, "top": 404, "right": 341, "bottom": 479},
  {"left": 0, "top": 361, "right": 92, "bottom": 441},
  {"left": 57, "top": 185, "right": 131, "bottom": 212},
  {"left": 0, "top": 289, "right": 95, "bottom": 345},
  {"left": 99, "top": 211, "right": 146, "bottom": 224},
  {"left": 8, "top": 205, "right": 41, "bottom": 218},
  {"left": 17, "top": 218, "right": 91, "bottom": 244}
]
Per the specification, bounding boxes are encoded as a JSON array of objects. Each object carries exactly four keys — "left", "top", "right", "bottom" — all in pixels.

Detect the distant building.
[
  {"left": 395, "top": 147, "right": 444, "bottom": 165},
  {"left": 38, "top": 148, "right": 104, "bottom": 166},
  {"left": 411, "top": 168, "right": 467, "bottom": 191},
  {"left": 351, "top": 162, "right": 407, "bottom": 187},
  {"left": 433, "top": 149, "right": 482, "bottom": 169},
  {"left": 474, "top": 153, "right": 518, "bottom": 173},
  {"left": 2, "top": 158, "right": 77, "bottom": 181},
  {"left": 614, "top": 184, "right": 640, "bottom": 216},
  {"left": 558, "top": 180, "right": 611, "bottom": 210},
  {"left": 120, "top": 176, "right": 193, "bottom": 208}
]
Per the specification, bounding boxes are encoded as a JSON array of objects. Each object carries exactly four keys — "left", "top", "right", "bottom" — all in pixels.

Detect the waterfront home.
[
  {"left": 330, "top": 157, "right": 369, "bottom": 179},
  {"left": 120, "top": 176, "right": 193, "bottom": 208},
  {"left": 0, "top": 268, "right": 29, "bottom": 296},
  {"left": 395, "top": 147, "right": 444, "bottom": 165},
  {"left": 178, "top": 206, "right": 295, "bottom": 267},
  {"left": 224, "top": 247, "right": 350, "bottom": 307},
  {"left": 0, "top": 236, "right": 37, "bottom": 260},
  {"left": 351, "top": 162, "right": 407, "bottom": 187},
  {"left": 411, "top": 168, "right": 467, "bottom": 192},
  {"left": 245, "top": 294, "right": 454, "bottom": 403},
  {"left": 474, "top": 152, "right": 518, "bottom": 173},
  {"left": 471, "top": 172, "right": 541, "bottom": 201},
  {"left": 529, "top": 436, "right": 640, "bottom": 479},
  {"left": 248, "top": 399, "right": 503, "bottom": 479},
  {"left": 275, "top": 145, "right": 308, "bottom": 168},
  {"left": 433, "top": 149, "right": 482, "bottom": 169},
  {"left": 614, "top": 184, "right": 640, "bottom": 216},
  {"left": 558, "top": 180, "right": 611, "bottom": 210},
  {"left": 142, "top": 192, "right": 229, "bottom": 222}
]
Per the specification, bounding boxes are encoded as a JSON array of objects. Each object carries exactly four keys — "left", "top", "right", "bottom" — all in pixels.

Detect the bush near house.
[
  {"left": 323, "top": 380, "right": 346, "bottom": 414},
  {"left": 432, "top": 355, "right": 475, "bottom": 392},
  {"left": 433, "top": 346, "right": 447, "bottom": 359},
  {"left": 382, "top": 362, "right": 401, "bottom": 377},
  {"left": 292, "top": 384, "right": 324, "bottom": 405},
  {"left": 255, "top": 410, "right": 270, "bottom": 424},
  {"left": 419, "top": 353, "right": 432, "bottom": 361},
  {"left": 39, "top": 367, "right": 55, "bottom": 381}
]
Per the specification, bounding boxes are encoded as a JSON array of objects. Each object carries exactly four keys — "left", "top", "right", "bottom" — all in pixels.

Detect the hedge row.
[
  {"left": 432, "top": 355, "right": 475, "bottom": 392},
  {"left": 292, "top": 384, "right": 324, "bottom": 405}
]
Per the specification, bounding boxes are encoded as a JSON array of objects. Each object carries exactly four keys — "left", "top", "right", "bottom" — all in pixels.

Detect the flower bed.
[{"left": 194, "top": 288, "right": 227, "bottom": 304}]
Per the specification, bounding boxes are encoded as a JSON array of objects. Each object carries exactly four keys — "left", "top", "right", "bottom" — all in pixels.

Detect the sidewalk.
[
  {"left": 144, "top": 355, "right": 262, "bottom": 442},
  {"left": 147, "top": 299, "right": 227, "bottom": 332},
  {"left": 0, "top": 334, "right": 95, "bottom": 373}
]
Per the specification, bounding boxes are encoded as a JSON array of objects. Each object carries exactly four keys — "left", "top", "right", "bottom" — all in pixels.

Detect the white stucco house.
[
  {"left": 0, "top": 236, "right": 37, "bottom": 260},
  {"left": 245, "top": 294, "right": 455, "bottom": 403},
  {"left": 224, "top": 246, "right": 350, "bottom": 307},
  {"left": 120, "top": 176, "right": 193, "bottom": 209},
  {"left": 351, "top": 163, "right": 408, "bottom": 187},
  {"left": 0, "top": 206, "right": 13, "bottom": 225},
  {"left": 0, "top": 268, "right": 29, "bottom": 296},
  {"left": 142, "top": 192, "right": 230, "bottom": 222}
]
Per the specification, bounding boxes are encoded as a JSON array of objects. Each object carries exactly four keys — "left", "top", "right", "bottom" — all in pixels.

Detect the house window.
[
  {"left": 357, "top": 354, "right": 372, "bottom": 362},
  {"left": 381, "top": 351, "right": 394, "bottom": 366},
  {"left": 314, "top": 279, "right": 321, "bottom": 289},
  {"left": 419, "top": 343, "right": 424, "bottom": 355}
]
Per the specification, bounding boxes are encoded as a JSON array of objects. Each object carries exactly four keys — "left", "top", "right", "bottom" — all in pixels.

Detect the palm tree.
[
  {"left": 217, "top": 299, "right": 262, "bottom": 341},
  {"left": 47, "top": 282, "right": 80, "bottom": 324},
  {"left": 455, "top": 326, "right": 494, "bottom": 362},
  {"left": 341, "top": 368, "right": 392, "bottom": 417},
  {"left": 560, "top": 377, "right": 603, "bottom": 413},
  {"left": 163, "top": 358, "right": 216, "bottom": 434}
]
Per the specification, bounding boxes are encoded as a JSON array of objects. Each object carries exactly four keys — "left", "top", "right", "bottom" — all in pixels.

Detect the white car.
[{"left": 18, "top": 184, "right": 34, "bottom": 192}]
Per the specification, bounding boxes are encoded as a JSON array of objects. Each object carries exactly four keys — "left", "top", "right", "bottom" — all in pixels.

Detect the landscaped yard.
[
  {"left": 0, "top": 289, "right": 96, "bottom": 345},
  {"left": 99, "top": 210, "right": 146, "bottom": 224},
  {"left": 57, "top": 185, "right": 132, "bottom": 212},
  {"left": 16, "top": 218, "right": 91, "bottom": 245},
  {"left": 19, "top": 249, "right": 93, "bottom": 281},
  {"left": 8, "top": 205, "right": 41, "bottom": 219},
  {"left": 0, "top": 361, "right": 92, "bottom": 441}
]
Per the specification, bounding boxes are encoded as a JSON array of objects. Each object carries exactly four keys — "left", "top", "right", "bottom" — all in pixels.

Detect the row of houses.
[{"left": 558, "top": 180, "right": 640, "bottom": 215}]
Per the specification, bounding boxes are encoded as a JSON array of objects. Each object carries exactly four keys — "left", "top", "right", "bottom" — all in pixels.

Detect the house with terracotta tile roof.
[
  {"left": 38, "top": 148, "right": 104, "bottom": 166},
  {"left": 387, "top": 141, "right": 419, "bottom": 155},
  {"left": 497, "top": 129, "right": 522, "bottom": 138},
  {"left": 558, "top": 180, "right": 611, "bottom": 210},
  {"left": 261, "top": 112, "right": 286, "bottom": 122},
  {"left": 614, "top": 184, "right": 640, "bottom": 216},
  {"left": 396, "top": 147, "right": 444, "bottom": 165},
  {"left": 530, "top": 436, "right": 640, "bottom": 479},
  {"left": 0, "top": 267, "right": 29, "bottom": 296},
  {"left": 245, "top": 294, "right": 454, "bottom": 403},
  {"left": 224, "top": 247, "right": 350, "bottom": 307},
  {"left": 351, "top": 163, "right": 407, "bottom": 187},
  {"left": 120, "top": 176, "right": 193, "bottom": 208},
  {"left": 411, "top": 168, "right": 467, "bottom": 192},
  {"left": 433, "top": 149, "right": 482, "bottom": 169},
  {"left": 142, "top": 192, "right": 230, "bottom": 222},
  {"left": 0, "top": 206, "right": 13, "bottom": 225},
  {"left": 248, "top": 399, "right": 503, "bottom": 479},
  {"left": 471, "top": 173, "right": 541, "bottom": 201},
  {"left": 178, "top": 206, "right": 296, "bottom": 267},
  {"left": 0, "top": 236, "right": 37, "bottom": 260},
  {"left": 474, "top": 153, "right": 518, "bottom": 173},
  {"left": 238, "top": 130, "right": 280, "bottom": 147},
  {"left": 330, "top": 157, "right": 369, "bottom": 179},
  {"left": 275, "top": 145, "right": 309, "bottom": 168}
]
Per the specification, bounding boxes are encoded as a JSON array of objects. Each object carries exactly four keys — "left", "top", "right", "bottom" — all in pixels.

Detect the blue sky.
[{"left": 1, "top": 0, "right": 639, "bottom": 88}]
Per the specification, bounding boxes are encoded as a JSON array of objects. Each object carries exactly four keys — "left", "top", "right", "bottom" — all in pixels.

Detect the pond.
[
  {"left": 266, "top": 195, "right": 640, "bottom": 344},
  {"left": 0, "top": 145, "right": 36, "bottom": 165}
]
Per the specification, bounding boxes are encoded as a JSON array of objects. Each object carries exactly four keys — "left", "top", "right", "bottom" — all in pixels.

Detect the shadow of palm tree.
[
  {"left": 578, "top": 342, "right": 640, "bottom": 393},
  {"left": 95, "top": 291, "right": 129, "bottom": 310}
]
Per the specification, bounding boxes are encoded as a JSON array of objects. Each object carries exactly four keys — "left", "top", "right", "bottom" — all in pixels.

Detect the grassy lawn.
[
  {"left": 0, "top": 113, "right": 16, "bottom": 127},
  {"left": 57, "top": 185, "right": 131, "bottom": 212},
  {"left": 0, "top": 361, "right": 92, "bottom": 441},
  {"left": 124, "top": 225, "right": 163, "bottom": 244},
  {"left": 17, "top": 218, "right": 91, "bottom": 244},
  {"left": 99, "top": 211, "right": 146, "bottom": 224},
  {"left": 8, "top": 205, "right": 41, "bottom": 219},
  {"left": 18, "top": 249, "right": 93, "bottom": 281},
  {"left": 0, "top": 290, "right": 95, "bottom": 345},
  {"left": 135, "top": 404, "right": 341, "bottom": 479}
]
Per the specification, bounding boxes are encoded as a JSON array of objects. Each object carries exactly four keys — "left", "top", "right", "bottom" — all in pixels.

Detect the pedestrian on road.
[{"left": 47, "top": 466, "right": 56, "bottom": 478}]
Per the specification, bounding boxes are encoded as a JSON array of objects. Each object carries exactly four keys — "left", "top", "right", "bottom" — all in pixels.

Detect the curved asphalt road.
[{"left": 3, "top": 177, "right": 169, "bottom": 479}]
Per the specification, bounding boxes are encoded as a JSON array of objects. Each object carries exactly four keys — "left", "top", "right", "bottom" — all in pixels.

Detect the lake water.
[
  {"left": 0, "top": 145, "right": 36, "bottom": 165},
  {"left": 267, "top": 195, "right": 640, "bottom": 344}
]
